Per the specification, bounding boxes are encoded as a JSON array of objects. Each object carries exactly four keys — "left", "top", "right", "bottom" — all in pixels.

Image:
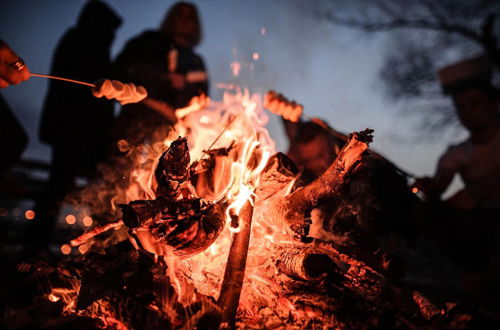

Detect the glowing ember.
[
  {"left": 65, "top": 214, "right": 76, "bottom": 225},
  {"left": 78, "top": 244, "right": 89, "bottom": 254},
  {"left": 82, "top": 216, "right": 93, "bottom": 227},
  {"left": 230, "top": 61, "right": 241, "bottom": 77},
  {"left": 412, "top": 187, "right": 419, "bottom": 194},
  {"left": 24, "top": 209, "right": 35, "bottom": 220},
  {"left": 48, "top": 293, "right": 60, "bottom": 302},
  {"left": 60, "top": 244, "right": 71, "bottom": 255}
]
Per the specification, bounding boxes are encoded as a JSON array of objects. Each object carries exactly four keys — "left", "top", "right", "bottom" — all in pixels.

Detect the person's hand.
[
  {"left": 92, "top": 79, "right": 147, "bottom": 105},
  {"left": 412, "top": 177, "right": 435, "bottom": 197},
  {"left": 446, "top": 189, "right": 477, "bottom": 211},
  {"left": 0, "top": 40, "right": 30, "bottom": 88}
]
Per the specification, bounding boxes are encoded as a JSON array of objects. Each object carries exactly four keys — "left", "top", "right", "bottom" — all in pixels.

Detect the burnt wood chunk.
[
  {"left": 120, "top": 197, "right": 226, "bottom": 258},
  {"left": 155, "top": 136, "right": 190, "bottom": 197}
]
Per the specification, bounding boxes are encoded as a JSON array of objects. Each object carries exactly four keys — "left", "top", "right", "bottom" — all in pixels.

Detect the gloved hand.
[{"left": 92, "top": 79, "right": 147, "bottom": 105}]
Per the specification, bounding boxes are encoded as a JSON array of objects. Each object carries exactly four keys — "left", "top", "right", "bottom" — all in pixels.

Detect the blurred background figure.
[
  {"left": 0, "top": 95, "right": 28, "bottom": 178},
  {"left": 414, "top": 55, "right": 500, "bottom": 210},
  {"left": 112, "top": 1, "right": 208, "bottom": 147},
  {"left": 413, "top": 55, "right": 500, "bottom": 303},
  {"left": 29, "top": 0, "right": 122, "bottom": 251}
]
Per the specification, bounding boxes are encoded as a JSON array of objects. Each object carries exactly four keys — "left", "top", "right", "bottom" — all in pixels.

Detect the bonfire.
[{"left": 5, "top": 87, "right": 473, "bottom": 329}]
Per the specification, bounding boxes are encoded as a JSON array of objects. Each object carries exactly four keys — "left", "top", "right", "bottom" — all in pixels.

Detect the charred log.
[
  {"left": 120, "top": 197, "right": 226, "bottom": 258},
  {"left": 155, "top": 136, "right": 190, "bottom": 198}
]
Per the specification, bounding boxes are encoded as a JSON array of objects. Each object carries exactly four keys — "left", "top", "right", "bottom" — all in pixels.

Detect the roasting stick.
[
  {"left": 264, "top": 91, "right": 417, "bottom": 180},
  {"left": 200, "top": 112, "right": 241, "bottom": 159},
  {"left": 30, "top": 73, "right": 95, "bottom": 87}
]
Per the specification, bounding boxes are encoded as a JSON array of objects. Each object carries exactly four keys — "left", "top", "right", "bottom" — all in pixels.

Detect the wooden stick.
[
  {"left": 217, "top": 198, "right": 255, "bottom": 328},
  {"left": 70, "top": 220, "right": 124, "bottom": 247},
  {"left": 30, "top": 73, "right": 95, "bottom": 87}
]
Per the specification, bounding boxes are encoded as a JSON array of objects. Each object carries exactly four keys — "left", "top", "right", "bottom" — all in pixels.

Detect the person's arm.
[
  {"left": 413, "top": 149, "right": 458, "bottom": 200},
  {"left": 0, "top": 40, "right": 30, "bottom": 88}
]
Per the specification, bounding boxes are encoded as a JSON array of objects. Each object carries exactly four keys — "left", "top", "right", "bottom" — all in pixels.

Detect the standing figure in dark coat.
[
  {"left": 111, "top": 1, "right": 208, "bottom": 147},
  {"left": 31, "top": 1, "right": 122, "bottom": 249},
  {"left": 0, "top": 94, "right": 28, "bottom": 177}
]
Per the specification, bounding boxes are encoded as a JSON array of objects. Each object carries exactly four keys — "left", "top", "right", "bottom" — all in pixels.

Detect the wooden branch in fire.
[
  {"left": 217, "top": 198, "right": 255, "bottom": 328},
  {"left": 268, "top": 129, "right": 374, "bottom": 240}
]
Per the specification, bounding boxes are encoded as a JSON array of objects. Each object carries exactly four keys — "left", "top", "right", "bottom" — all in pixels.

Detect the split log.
[
  {"left": 267, "top": 129, "right": 373, "bottom": 239},
  {"left": 255, "top": 152, "right": 299, "bottom": 204}
]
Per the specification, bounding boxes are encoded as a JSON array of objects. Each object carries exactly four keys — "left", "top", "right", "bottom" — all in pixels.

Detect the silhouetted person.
[
  {"left": 413, "top": 55, "right": 500, "bottom": 303},
  {"left": 112, "top": 1, "right": 208, "bottom": 147},
  {"left": 30, "top": 1, "right": 122, "bottom": 250},
  {"left": 414, "top": 55, "right": 500, "bottom": 210},
  {"left": 0, "top": 94, "right": 28, "bottom": 177}
]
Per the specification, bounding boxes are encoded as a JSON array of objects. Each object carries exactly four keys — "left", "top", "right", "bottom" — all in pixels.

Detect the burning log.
[
  {"left": 217, "top": 198, "right": 255, "bottom": 328},
  {"left": 268, "top": 129, "right": 373, "bottom": 239},
  {"left": 275, "top": 247, "right": 340, "bottom": 282},
  {"left": 155, "top": 136, "right": 190, "bottom": 198},
  {"left": 255, "top": 152, "right": 299, "bottom": 204},
  {"left": 118, "top": 136, "right": 228, "bottom": 258},
  {"left": 120, "top": 197, "right": 226, "bottom": 258}
]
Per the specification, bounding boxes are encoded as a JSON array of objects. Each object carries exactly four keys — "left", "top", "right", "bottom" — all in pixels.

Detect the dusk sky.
[{"left": 0, "top": 0, "right": 466, "bottom": 195}]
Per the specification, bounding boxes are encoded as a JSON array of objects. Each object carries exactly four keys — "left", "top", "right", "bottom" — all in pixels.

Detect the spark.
[{"left": 24, "top": 210, "right": 35, "bottom": 220}]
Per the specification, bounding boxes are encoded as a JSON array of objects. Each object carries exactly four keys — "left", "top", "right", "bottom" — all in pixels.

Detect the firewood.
[
  {"left": 255, "top": 152, "right": 299, "bottom": 204},
  {"left": 70, "top": 220, "right": 124, "bottom": 247},
  {"left": 155, "top": 136, "right": 190, "bottom": 198},
  {"left": 120, "top": 197, "right": 226, "bottom": 258},
  {"left": 267, "top": 129, "right": 373, "bottom": 239},
  {"left": 274, "top": 247, "right": 340, "bottom": 282},
  {"left": 217, "top": 198, "right": 255, "bottom": 328}
]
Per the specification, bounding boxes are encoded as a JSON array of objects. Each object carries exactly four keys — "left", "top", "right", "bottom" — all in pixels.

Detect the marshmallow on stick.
[
  {"left": 92, "top": 79, "right": 147, "bottom": 105},
  {"left": 264, "top": 90, "right": 303, "bottom": 122}
]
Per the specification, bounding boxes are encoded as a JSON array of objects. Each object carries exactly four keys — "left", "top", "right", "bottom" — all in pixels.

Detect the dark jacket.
[
  {"left": 39, "top": 1, "right": 121, "bottom": 155},
  {"left": 113, "top": 30, "right": 208, "bottom": 109},
  {"left": 110, "top": 30, "right": 208, "bottom": 146}
]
